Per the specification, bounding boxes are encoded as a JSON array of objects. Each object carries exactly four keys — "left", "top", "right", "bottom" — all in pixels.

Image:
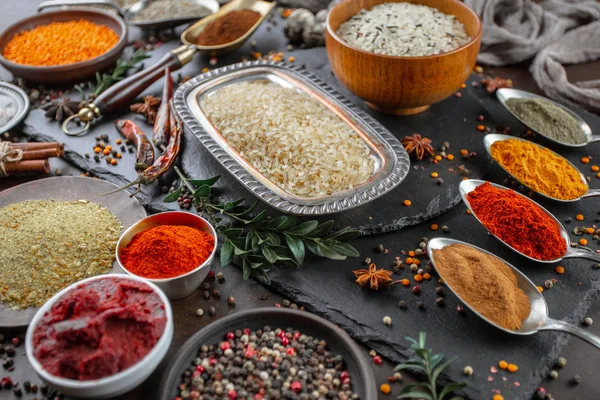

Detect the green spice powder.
[
  {"left": 0, "top": 199, "right": 121, "bottom": 310},
  {"left": 506, "top": 97, "right": 587, "bottom": 145}
]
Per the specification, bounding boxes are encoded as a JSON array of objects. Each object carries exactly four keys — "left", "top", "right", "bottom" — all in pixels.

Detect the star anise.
[
  {"left": 353, "top": 263, "right": 398, "bottom": 290},
  {"left": 42, "top": 97, "right": 80, "bottom": 122},
  {"left": 480, "top": 76, "right": 513, "bottom": 94},
  {"left": 130, "top": 95, "right": 161, "bottom": 124},
  {"left": 401, "top": 134, "right": 434, "bottom": 160}
]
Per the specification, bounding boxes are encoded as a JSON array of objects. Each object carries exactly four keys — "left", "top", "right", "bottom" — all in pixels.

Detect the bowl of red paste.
[
  {"left": 25, "top": 275, "right": 173, "bottom": 399},
  {"left": 116, "top": 211, "right": 218, "bottom": 300}
]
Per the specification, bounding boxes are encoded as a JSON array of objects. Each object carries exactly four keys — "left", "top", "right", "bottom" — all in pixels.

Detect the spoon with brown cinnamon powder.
[{"left": 428, "top": 238, "right": 600, "bottom": 350}]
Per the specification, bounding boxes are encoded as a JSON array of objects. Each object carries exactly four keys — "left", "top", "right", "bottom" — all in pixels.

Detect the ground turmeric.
[{"left": 490, "top": 139, "right": 587, "bottom": 200}]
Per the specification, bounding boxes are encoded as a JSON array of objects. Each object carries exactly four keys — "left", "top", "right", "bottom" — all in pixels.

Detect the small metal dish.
[
  {"left": 496, "top": 88, "right": 599, "bottom": 148},
  {"left": 0, "top": 82, "right": 30, "bottom": 134},
  {"left": 181, "top": 0, "right": 275, "bottom": 56},
  {"left": 174, "top": 60, "right": 411, "bottom": 215},
  {"left": 116, "top": 211, "right": 218, "bottom": 300},
  {"left": 0, "top": 8, "right": 128, "bottom": 84},
  {"left": 483, "top": 133, "right": 599, "bottom": 202},
  {"left": 38, "top": 0, "right": 220, "bottom": 30}
]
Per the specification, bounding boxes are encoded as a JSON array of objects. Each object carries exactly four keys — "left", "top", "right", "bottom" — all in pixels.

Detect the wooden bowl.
[
  {"left": 326, "top": 0, "right": 482, "bottom": 115},
  {"left": 0, "top": 8, "right": 127, "bottom": 84}
]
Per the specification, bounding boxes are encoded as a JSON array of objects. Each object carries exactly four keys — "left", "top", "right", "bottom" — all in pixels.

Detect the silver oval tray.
[{"left": 173, "top": 60, "right": 410, "bottom": 215}]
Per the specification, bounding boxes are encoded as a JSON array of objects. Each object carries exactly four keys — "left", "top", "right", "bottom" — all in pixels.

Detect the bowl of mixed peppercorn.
[
  {"left": 159, "top": 308, "right": 378, "bottom": 400},
  {"left": 116, "top": 211, "right": 217, "bottom": 300}
]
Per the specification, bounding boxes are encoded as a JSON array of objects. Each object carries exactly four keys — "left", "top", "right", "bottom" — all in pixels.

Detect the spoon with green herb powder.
[{"left": 497, "top": 88, "right": 598, "bottom": 147}]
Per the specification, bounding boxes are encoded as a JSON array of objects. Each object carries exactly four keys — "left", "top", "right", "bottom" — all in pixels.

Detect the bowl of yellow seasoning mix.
[
  {"left": 0, "top": 8, "right": 127, "bottom": 83},
  {"left": 116, "top": 211, "right": 218, "bottom": 300}
]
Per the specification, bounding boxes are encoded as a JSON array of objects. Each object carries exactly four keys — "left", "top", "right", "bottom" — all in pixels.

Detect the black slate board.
[{"left": 15, "top": 15, "right": 600, "bottom": 400}]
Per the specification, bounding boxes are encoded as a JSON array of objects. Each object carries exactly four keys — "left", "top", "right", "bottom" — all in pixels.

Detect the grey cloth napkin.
[{"left": 463, "top": 0, "right": 600, "bottom": 113}]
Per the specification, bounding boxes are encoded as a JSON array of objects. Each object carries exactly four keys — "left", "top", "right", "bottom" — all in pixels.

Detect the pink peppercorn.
[
  {"left": 373, "top": 355, "right": 383, "bottom": 365},
  {"left": 291, "top": 381, "right": 302, "bottom": 392}
]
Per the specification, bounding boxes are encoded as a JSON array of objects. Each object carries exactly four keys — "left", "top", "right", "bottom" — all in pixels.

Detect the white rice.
[
  {"left": 201, "top": 80, "right": 375, "bottom": 198},
  {"left": 337, "top": 2, "right": 470, "bottom": 57}
]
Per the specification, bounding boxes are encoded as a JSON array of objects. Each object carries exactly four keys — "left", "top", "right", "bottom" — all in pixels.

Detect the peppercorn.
[
  {"left": 373, "top": 355, "right": 383, "bottom": 365},
  {"left": 196, "top": 308, "right": 204, "bottom": 316},
  {"left": 202, "top": 282, "right": 211, "bottom": 290},
  {"left": 5, "top": 347, "right": 15, "bottom": 357},
  {"left": 398, "top": 300, "right": 407, "bottom": 309},
  {"left": 570, "top": 375, "right": 582, "bottom": 385},
  {"left": 463, "top": 366, "right": 473, "bottom": 376},
  {"left": 13, "top": 387, "right": 22, "bottom": 397},
  {"left": 555, "top": 357, "right": 567, "bottom": 368},
  {"left": 282, "top": 299, "right": 291, "bottom": 307},
  {"left": 410, "top": 264, "right": 418, "bottom": 273},
  {"left": 383, "top": 316, "right": 392, "bottom": 326},
  {"left": 416, "top": 301, "right": 425, "bottom": 309},
  {"left": 583, "top": 317, "right": 593, "bottom": 326},
  {"left": 212, "top": 289, "right": 221, "bottom": 298},
  {"left": 216, "top": 272, "right": 225, "bottom": 281},
  {"left": 442, "top": 225, "right": 449, "bottom": 233},
  {"left": 544, "top": 280, "right": 554, "bottom": 289},
  {"left": 227, "top": 296, "right": 236, "bottom": 306},
  {"left": 457, "top": 304, "right": 465, "bottom": 314},
  {"left": 435, "top": 297, "right": 444, "bottom": 306},
  {"left": 436, "top": 178, "right": 444, "bottom": 185},
  {"left": 208, "top": 306, "right": 216, "bottom": 316},
  {"left": 100, "top": 133, "right": 109, "bottom": 142},
  {"left": 376, "top": 244, "right": 385, "bottom": 253},
  {"left": 548, "top": 370, "right": 558, "bottom": 380},
  {"left": 394, "top": 260, "right": 404, "bottom": 270},
  {"left": 412, "top": 285, "right": 420, "bottom": 294},
  {"left": 3, "top": 359, "right": 14, "bottom": 369},
  {"left": 203, "top": 290, "right": 210, "bottom": 299},
  {"left": 364, "top": 257, "right": 371, "bottom": 265},
  {"left": 415, "top": 248, "right": 423, "bottom": 256}
]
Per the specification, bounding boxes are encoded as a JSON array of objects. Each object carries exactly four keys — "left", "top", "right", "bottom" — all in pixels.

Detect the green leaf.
[
  {"left": 193, "top": 184, "right": 211, "bottom": 198},
  {"left": 429, "top": 353, "right": 444, "bottom": 371},
  {"left": 234, "top": 200, "right": 259, "bottom": 218},
  {"left": 275, "top": 215, "right": 297, "bottom": 231},
  {"left": 327, "top": 227, "right": 360, "bottom": 241},
  {"left": 248, "top": 210, "right": 268, "bottom": 224},
  {"left": 264, "top": 231, "right": 281, "bottom": 246},
  {"left": 305, "top": 220, "right": 334, "bottom": 237},
  {"left": 220, "top": 240, "right": 234, "bottom": 267},
  {"left": 234, "top": 245, "right": 249, "bottom": 256},
  {"left": 284, "top": 233, "right": 305, "bottom": 265},
  {"left": 395, "top": 364, "right": 427, "bottom": 373},
  {"left": 439, "top": 382, "right": 467, "bottom": 400},
  {"left": 289, "top": 220, "right": 318, "bottom": 235},
  {"left": 316, "top": 242, "right": 347, "bottom": 260},
  {"left": 396, "top": 392, "right": 433, "bottom": 400},
  {"left": 432, "top": 357, "right": 458, "bottom": 387},
  {"left": 189, "top": 175, "right": 220, "bottom": 187},
  {"left": 448, "top": 397, "right": 465, "bottom": 400},
  {"left": 331, "top": 242, "right": 360, "bottom": 257},
  {"left": 244, "top": 230, "right": 252, "bottom": 251},
  {"left": 242, "top": 258, "right": 251, "bottom": 280},
  {"left": 261, "top": 246, "right": 278, "bottom": 264},
  {"left": 252, "top": 268, "right": 271, "bottom": 285},
  {"left": 163, "top": 186, "right": 182, "bottom": 203},
  {"left": 266, "top": 216, "right": 288, "bottom": 229},
  {"left": 222, "top": 228, "right": 244, "bottom": 240}
]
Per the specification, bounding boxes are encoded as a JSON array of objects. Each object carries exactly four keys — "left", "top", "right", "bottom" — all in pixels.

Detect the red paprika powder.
[
  {"left": 120, "top": 225, "right": 215, "bottom": 279},
  {"left": 466, "top": 182, "right": 566, "bottom": 261}
]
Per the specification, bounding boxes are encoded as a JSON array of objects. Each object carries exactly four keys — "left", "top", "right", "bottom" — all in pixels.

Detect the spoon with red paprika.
[
  {"left": 459, "top": 179, "right": 600, "bottom": 264},
  {"left": 428, "top": 237, "right": 600, "bottom": 350}
]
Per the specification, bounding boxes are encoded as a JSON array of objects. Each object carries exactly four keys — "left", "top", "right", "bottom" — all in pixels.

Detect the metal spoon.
[
  {"left": 38, "top": 0, "right": 219, "bottom": 30},
  {"left": 427, "top": 237, "right": 600, "bottom": 349},
  {"left": 496, "top": 88, "right": 599, "bottom": 148},
  {"left": 459, "top": 179, "right": 600, "bottom": 263},
  {"left": 483, "top": 133, "right": 600, "bottom": 202}
]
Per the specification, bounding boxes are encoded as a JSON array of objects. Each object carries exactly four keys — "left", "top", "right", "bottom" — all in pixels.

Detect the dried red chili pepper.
[
  {"left": 153, "top": 67, "right": 173, "bottom": 153},
  {"left": 115, "top": 120, "right": 155, "bottom": 172}
]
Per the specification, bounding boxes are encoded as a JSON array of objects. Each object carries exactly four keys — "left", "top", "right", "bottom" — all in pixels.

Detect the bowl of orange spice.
[
  {"left": 116, "top": 211, "right": 218, "bottom": 300},
  {"left": 0, "top": 8, "right": 127, "bottom": 83}
]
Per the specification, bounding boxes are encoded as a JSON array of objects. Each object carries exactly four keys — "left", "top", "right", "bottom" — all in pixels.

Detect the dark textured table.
[{"left": 1, "top": 1, "right": 600, "bottom": 400}]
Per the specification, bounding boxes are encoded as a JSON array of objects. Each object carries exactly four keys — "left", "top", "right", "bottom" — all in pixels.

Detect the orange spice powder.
[{"left": 3, "top": 20, "right": 119, "bottom": 66}]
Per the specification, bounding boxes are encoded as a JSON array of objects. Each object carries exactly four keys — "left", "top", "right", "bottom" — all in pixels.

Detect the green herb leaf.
[
  {"left": 163, "top": 186, "right": 182, "bottom": 203},
  {"left": 284, "top": 233, "right": 305, "bottom": 265},
  {"left": 289, "top": 220, "right": 319, "bottom": 235},
  {"left": 275, "top": 215, "right": 297, "bottom": 231},
  {"left": 242, "top": 258, "right": 251, "bottom": 280},
  {"left": 189, "top": 176, "right": 220, "bottom": 187},
  {"left": 331, "top": 242, "right": 360, "bottom": 257},
  {"left": 328, "top": 226, "right": 361, "bottom": 241},
  {"left": 264, "top": 231, "right": 281, "bottom": 246},
  {"left": 248, "top": 210, "right": 268, "bottom": 224},
  {"left": 305, "top": 220, "right": 334, "bottom": 237},
  {"left": 222, "top": 228, "right": 244, "bottom": 240},
  {"left": 220, "top": 240, "right": 234, "bottom": 267},
  {"left": 438, "top": 383, "right": 467, "bottom": 400},
  {"left": 252, "top": 268, "right": 271, "bottom": 285},
  {"left": 261, "top": 245, "right": 278, "bottom": 264},
  {"left": 193, "top": 184, "right": 211, "bottom": 198}
]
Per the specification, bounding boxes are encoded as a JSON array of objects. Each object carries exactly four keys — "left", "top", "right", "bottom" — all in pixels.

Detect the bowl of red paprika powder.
[{"left": 116, "top": 211, "right": 218, "bottom": 300}]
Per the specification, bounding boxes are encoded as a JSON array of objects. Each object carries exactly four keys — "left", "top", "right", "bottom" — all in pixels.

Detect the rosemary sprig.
[
  {"left": 75, "top": 49, "right": 150, "bottom": 101},
  {"left": 165, "top": 167, "right": 360, "bottom": 284},
  {"left": 395, "top": 332, "right": 467, "bottom": 400}
]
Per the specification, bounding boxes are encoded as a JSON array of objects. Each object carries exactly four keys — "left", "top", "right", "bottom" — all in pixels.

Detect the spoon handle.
[
  {"left": 539, "top": 319, "right": 600, "bottom": 350},
  {"left": 580, "top": 188, "right": 600, "bottom": 199},
  {"left": 588, "top": 135, "right": 600, "bottom": 144},
  {"left": 564, "top": 247, "right": 600, "bottom": 262},
  {"left": 38, "top": 0, "right": 121, "bottom": 13}
]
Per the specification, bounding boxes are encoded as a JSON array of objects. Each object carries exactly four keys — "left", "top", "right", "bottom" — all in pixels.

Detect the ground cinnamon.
[
  {"left": 195, "top": 10, "right": 261, "bottom": 46},
  {"left": 432, "top": 244, "right": 531, "bottom": 330}
]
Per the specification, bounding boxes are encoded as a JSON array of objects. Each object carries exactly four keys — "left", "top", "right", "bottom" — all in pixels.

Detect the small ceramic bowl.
[
  {"left": 326, "top": 0, "right": 482, "bottom": 115},
  {"left": 0, "top": 8, "right": 127, "bottom": 84},
  {"left": 116, "top": 211, "right": 218, "bottom": 300},
  {"left": 25, "top": 274, "right": 173, "bottom": 399},
  {"left": 158, "top": 308, "right": 378, "bottom": 400}
]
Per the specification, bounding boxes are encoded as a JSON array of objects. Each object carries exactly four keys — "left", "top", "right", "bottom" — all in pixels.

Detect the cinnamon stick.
[
  {"left": 21, "top": 148, "right": 63, "bottom": 160},
  {"left": 10, "top": 142, "right": 65, "bottom": 156},
  {"left": 4, "top": 160, "right": 50, "bottom": 176}
]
